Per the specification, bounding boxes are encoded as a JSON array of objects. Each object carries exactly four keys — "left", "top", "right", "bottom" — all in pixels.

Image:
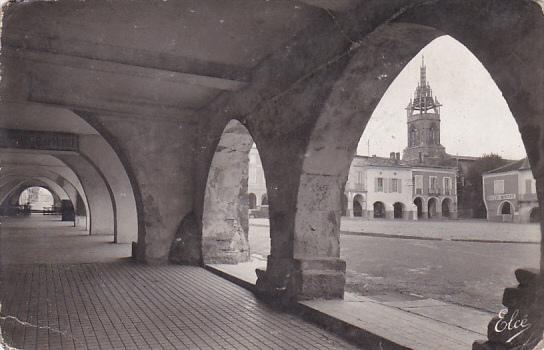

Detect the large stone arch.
[{"left": 287, "top": 3, "right": 543, "bottom": 301}]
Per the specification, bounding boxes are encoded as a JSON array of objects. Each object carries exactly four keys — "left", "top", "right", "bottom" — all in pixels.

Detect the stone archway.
[{"left": 260, "top": 4, "right": 544, "bottom": 304}]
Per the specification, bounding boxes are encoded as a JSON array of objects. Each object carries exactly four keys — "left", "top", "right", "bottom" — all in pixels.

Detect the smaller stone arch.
[
  {"left": 428, "top": 197, "right": 438, "bottom": 219},
  {"left": 393, "top": 202, "right": 404, "bottom": 219},
  {"left": 498, "top": 201, "right": 513, "bottom": 215},
  {"left": 442, "top": 198, "right": 452, "bottom": 219},
  {"left": 248, "top": 193, "right": 257, "bottom": 210},
  {"left": 373, "top": 201, "right": 386, "bottom": 219},
  {"left": 18, "top": 186, "right": 55, "bottom": 212},
  {"left": 352, "top": 194, "right": 365, "bottom": 217}
]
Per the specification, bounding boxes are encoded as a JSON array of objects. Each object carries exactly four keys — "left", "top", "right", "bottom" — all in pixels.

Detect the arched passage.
[
  {"left": 0, "top": 167, "right": 90, "bottom": 228},
  {"left": 201, "top": 119, "right": 265, "bottom": 264},
  {"left": 18, "top": 186, "right": 55, "bottom": 211}
]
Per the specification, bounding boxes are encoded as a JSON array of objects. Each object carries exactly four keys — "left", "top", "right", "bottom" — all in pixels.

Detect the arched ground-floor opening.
[
  {"left": 442, "top": 198, "right": 452, "bottom": 219},
  {"left": 393, "top": 202, "right": 404, "bottom": 219},
  {"left": 373, "top": 201, "right": 386, "bottom": 219},
  {"left": 500, "top": 201, "right": 512, "bottom": 215},
  {"left": 353, "top": 194, "right": 364, "bottom": 217}
]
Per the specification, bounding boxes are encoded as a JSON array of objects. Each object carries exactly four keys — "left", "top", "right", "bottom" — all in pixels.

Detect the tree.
[{"left": 461, "top": 153, "right": 509, "bottom": 218}]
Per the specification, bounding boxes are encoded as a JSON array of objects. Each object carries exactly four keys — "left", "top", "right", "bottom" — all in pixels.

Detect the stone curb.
[
  {"left": 249, "top": 224, "right": 539, "bottom": 244},
  {"left": 341, "top": 230, "right": 540, "bottom": 244}
]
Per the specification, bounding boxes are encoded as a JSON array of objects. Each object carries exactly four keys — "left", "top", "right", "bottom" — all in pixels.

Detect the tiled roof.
[
  {"left": 485, "top": 158, "right": 530, "bottom": 174},
  {"left": 353, "top": 155, "right": 455, "bottom": 170},
  {"left": 353, "top": 155, "right": 408, "bottom": 167}
]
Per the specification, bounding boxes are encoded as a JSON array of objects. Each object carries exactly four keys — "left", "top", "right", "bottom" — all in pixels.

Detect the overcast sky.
[{"left": 357, "top": 35, "right": 527, "bottom": 160}]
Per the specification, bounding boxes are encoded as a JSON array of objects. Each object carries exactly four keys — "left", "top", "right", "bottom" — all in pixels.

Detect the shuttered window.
[{"left": 376, "top": 177, "right": 384, "bottom": 192}]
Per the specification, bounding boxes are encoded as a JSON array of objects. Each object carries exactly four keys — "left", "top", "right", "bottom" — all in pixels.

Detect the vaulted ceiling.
[{"left": 1, "top": 0, "right": 355, "bottom": 127}]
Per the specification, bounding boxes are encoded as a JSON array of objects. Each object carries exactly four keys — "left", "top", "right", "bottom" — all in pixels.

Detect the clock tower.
[{"left": 402, "top": 57, "right": 449, "bottom": 165}]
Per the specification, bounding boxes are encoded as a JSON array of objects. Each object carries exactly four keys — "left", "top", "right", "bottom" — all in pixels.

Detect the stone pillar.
[
  {"left": 255, "top": 173, "right": 346, "bottom": 303},
  {"left": 200, "top": 120, "right": 252, "bottom": 264},
  {"left": 473, "top": 269, "right": 544, "bottom": 350}
]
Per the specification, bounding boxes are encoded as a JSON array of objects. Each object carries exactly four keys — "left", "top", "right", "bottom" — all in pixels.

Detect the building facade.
[
  {"left": 344, "top": 58, "right": 457, "bottom": 220},
  {"left": 345, "top": 154, "right": 415, "bottom": 219},
  {"left": 411, "top": 165, "right": 457, "bottom": 219},
  {"left": 482, "top": 158, "right": 540, "bottom": 223}
]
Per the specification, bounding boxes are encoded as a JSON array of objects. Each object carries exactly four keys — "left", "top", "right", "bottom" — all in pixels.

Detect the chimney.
[
  {"left": 396, "top": 152, "right": 401, "bottom": 161},
  {"left": 390, "top": 152, "right": 395, "bottom": 160}
]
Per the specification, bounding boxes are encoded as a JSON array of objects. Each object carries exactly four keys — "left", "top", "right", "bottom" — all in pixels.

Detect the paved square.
[{"left": 1, "top": 262, "right": 359, "bottom": 350}]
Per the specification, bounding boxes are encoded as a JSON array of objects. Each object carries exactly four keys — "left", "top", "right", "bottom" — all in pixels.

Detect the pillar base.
[
  {"left": 255, "top": 256, "right": 346, "bottom": 304},
  {"left": 473, "top": 268, "right": 544, "bottom": 349}
]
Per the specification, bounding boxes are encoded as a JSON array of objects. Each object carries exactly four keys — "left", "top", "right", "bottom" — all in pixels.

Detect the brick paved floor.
[{"left": 0, "top": 216, "right": 359, "bottom": 350}]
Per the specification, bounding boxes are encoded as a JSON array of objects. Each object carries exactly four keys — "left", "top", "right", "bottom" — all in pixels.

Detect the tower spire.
[{"left": 420, "top": 55, "right": 426, "bottom": 86}]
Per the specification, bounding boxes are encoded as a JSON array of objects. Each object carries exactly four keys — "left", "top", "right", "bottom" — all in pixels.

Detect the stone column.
[{"left": 255, "top": 172, "right": 346, "bottom": 303}]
